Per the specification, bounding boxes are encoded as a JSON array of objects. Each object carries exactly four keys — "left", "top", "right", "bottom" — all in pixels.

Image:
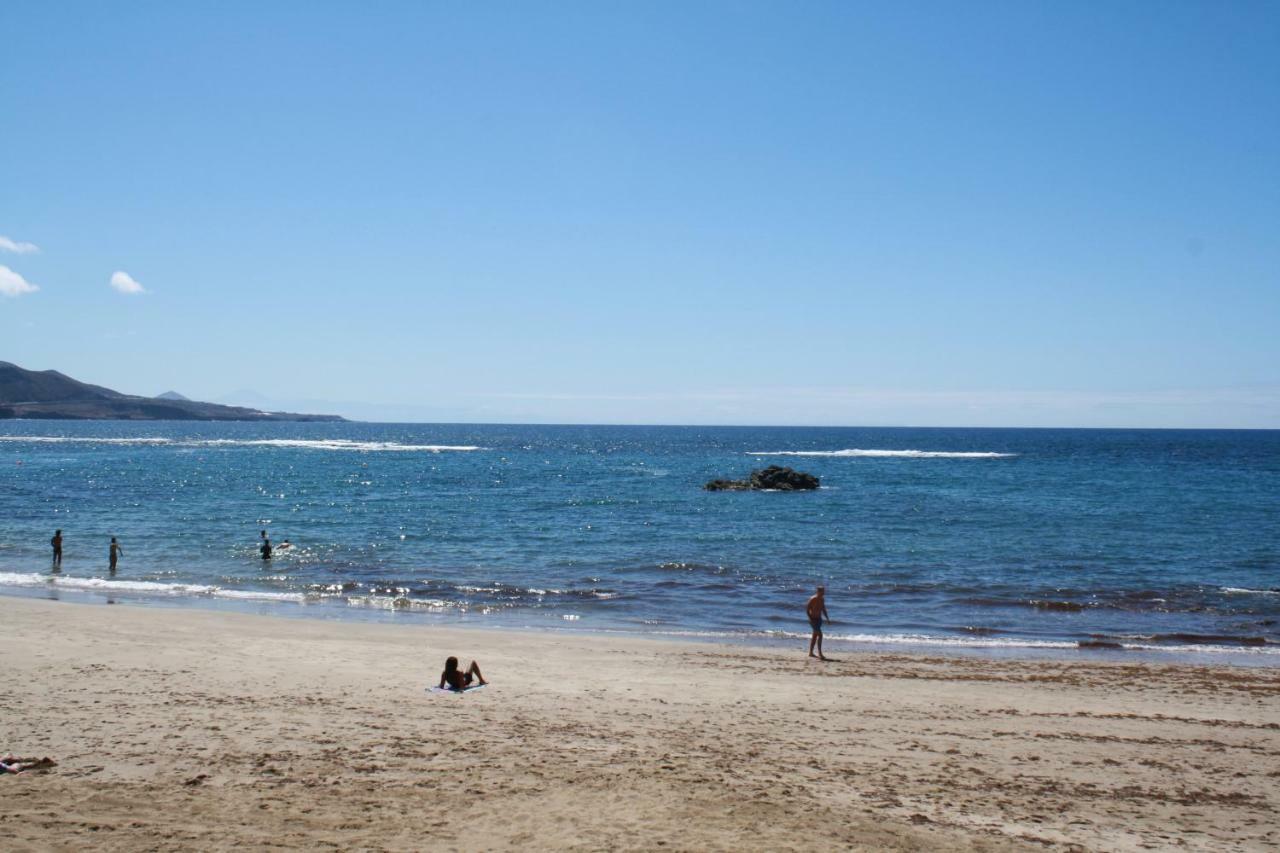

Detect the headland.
[{"left": 0, "top": 361, "right": 343, "bottom": 421}]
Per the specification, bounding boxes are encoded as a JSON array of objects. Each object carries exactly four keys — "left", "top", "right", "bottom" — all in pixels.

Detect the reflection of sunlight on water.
[{"left": 2, "top": 423, "right": 1278, "bottom": 660}]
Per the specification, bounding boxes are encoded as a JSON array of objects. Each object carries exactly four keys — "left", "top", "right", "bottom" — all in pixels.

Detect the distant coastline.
[{"left": 0, "top": 361, "right": 344, "bottom": 422}]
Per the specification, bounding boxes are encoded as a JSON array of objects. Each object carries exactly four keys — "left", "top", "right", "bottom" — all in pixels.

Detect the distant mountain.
[
  {"left": 0, "top": 362, "right": 345, "bottom": 422},
  {"left": 216, "top": 388, "right": 273, "bottom": 406}
]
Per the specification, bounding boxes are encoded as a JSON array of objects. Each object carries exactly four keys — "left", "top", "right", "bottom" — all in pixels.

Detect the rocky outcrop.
[{"left": 705, "top": 465, "right": 820, "bottom": 491}]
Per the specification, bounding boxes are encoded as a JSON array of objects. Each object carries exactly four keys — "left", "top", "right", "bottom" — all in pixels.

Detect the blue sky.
[{"left": 2, "top": 1, "right": 1277, "bottom": 426}]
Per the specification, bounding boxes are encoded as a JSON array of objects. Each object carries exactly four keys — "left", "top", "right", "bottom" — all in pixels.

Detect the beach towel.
[{"left": 427, "top": 684, "right": 487, "bottom": 694}]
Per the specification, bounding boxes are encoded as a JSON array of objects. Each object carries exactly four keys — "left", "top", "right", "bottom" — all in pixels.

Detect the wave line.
[{"left": 746, "top": 448, "right": 1015, "bottom": 459}]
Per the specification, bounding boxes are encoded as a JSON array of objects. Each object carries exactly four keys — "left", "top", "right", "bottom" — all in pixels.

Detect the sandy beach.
[{"left": 2, "top": 596, "right": 1278, "bottom": 851}]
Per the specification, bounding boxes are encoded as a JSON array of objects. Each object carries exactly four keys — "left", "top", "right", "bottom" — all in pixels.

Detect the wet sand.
[{"left": 2, "top": 596, "right": 1278, "bottom": 851}]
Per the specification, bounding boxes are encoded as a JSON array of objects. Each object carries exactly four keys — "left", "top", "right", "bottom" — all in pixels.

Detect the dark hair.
[
  {"left": 444, "top": 656, "right": 459, "bottom": 675},
  {"left": 55, "top": 529, "right": 61, "bottom": 534}
]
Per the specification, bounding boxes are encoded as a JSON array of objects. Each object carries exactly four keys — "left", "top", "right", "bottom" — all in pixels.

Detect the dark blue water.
[{"left": 2, "top": 422, "right": 1278, "bottom": 659}]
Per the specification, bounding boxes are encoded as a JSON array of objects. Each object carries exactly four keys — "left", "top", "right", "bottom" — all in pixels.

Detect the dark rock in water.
[
  {"left": 704, "top": 479, "right": 748, "bottom": 491},
  {"left": 1078, "top": 640, "right": 1124, "bottom": 650},
  {"left": 1158, "top": 632, "right": 1268, "bottom": 647},
  {"left": 705, "top": 465, "right": 820, "bottom": 492},
  {"left": 1030, "top": 599, "right": 1085, "bottom": 612}
]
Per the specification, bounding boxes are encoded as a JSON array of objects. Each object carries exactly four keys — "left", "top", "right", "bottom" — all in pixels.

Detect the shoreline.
[
  {"left": 2, "top": 571, "right": 1279, "bottom": 669},
  {"left": 5, "top": 424, "right": 1277, "bottom": 668},
  {"left": 3, "top": 595, "right": 1278, "bottom": 850}
]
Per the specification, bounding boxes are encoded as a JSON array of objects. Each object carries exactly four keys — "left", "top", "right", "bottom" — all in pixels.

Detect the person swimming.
[{"left": 438, "top": 656, "right": 487, "bottom": 691}]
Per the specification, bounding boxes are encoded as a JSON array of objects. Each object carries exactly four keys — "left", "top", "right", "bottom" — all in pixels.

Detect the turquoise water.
[{"left": 1, "top": 422, "right": 1277, "bottom": 660}]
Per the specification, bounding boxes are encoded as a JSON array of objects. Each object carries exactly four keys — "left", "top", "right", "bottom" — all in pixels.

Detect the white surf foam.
[
  {"left": 0, "top": 436, "right": 483, "bottom": 452},
  {"left": 761, "top": 629, "right": 1076, "bottom": 649},
  {"left": 757, "top": 629, "right": 1278, "bottom": 655},
  {"left": 1103, "top": 641, "right": 1279, "bottom": 656},
  {"left": 0, "top": 571, "right": 310, "bottom": 603},
  {"left": 345, "top": 594, "right": 451, "bottom": 611},
  {"left": 746, "top": 448, "right": 1015, "bottom": 459},
  {"left": 212, "top": 589, "right": 311, "bottom": 602},
  {"left": 1222, "top": 587, "right": 1280, "bottom": 596}
]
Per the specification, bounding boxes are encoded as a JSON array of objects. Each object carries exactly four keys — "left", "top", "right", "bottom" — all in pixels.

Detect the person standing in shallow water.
[
  {"left": 50, "top": 530, "right": 62, "bottom": 570},
  {"left": 108, "top": 537, "right": 123, "bottom": 574},
  {"left": 807, "top": 586, "right": 830, "bottom": 660}
]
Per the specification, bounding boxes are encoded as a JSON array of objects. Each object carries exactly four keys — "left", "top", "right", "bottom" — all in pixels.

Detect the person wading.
[{"left": 108, "top": 537, "right": 123, "bottom": 574}]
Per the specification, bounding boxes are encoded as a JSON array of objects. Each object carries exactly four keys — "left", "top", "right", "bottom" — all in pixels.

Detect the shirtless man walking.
[{"left": 807, "top": 586, "right": 830, "bottom": 660}]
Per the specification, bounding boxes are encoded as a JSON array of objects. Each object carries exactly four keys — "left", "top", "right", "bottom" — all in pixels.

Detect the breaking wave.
[
  {"left": 0, "top": 571, "right": 313, "bottom": 603},
  {"left": 746, "top": 448, "right": 1015, "bottom": 459}
]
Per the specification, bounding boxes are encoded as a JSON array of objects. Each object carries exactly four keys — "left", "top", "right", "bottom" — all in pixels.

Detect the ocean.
[{"left": 1, "top": 422, "right": 1277, "bottom": 662}]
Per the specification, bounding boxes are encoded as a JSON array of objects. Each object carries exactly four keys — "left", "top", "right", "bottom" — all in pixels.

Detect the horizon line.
[{"left": 2, "top": 417, "right": 1277, "bottom": 432}]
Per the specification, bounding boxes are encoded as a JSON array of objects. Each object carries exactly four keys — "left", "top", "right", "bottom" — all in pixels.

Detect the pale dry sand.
[{"left": 2, "top": 596, "right": 1278, "bottom": 852}]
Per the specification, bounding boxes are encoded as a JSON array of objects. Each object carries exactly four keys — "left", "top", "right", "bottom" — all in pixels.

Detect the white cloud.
[
  {"left": 0, "top": 265, "right": 40, "bottom": 297},
  {"left": 0, "top": 236, "right": 40, "bottom": 254},
  {"left": 110, "top": 270, "right": 146, "bottom": 295}
]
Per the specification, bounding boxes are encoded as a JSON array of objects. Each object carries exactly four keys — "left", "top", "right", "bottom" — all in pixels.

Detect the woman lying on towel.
[
  {"left": 0, "top": 755, "right": 56, "bottom": 774},
  {"left": 439, "top": 656, "right": 487, "bottom": 692}
]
